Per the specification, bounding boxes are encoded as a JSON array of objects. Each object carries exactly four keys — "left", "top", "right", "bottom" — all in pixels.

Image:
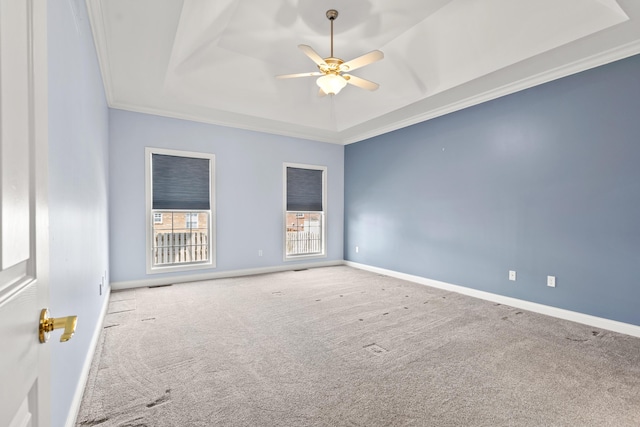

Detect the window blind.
[
  {"left": 286, "top": 167, "right": 323, "bottom": 211},
  {"left": 152, "top": 154, "right": 210, "bottom": 210}
]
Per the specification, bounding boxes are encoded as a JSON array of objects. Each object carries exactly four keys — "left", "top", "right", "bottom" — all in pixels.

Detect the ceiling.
[{"left": 86, "top": 0, "right": 640, "bottom": 144}]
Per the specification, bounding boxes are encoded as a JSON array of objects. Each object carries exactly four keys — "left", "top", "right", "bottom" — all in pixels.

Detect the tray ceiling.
[{"left": 86, "top": 0, "right": 640, "bottom": 144}]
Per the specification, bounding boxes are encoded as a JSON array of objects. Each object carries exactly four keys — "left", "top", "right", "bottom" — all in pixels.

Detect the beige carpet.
[{"left": 77, "top": 266, "right": 640, "bottom": 426}]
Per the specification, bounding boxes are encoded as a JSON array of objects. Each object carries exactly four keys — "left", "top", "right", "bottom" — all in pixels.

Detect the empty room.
[{"left": 1, "top": 0, "right": 640, "bottom": 426}]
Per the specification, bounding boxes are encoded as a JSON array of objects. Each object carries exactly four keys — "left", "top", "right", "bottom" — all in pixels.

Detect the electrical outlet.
[
  {"left": 547, "top": 276, "right": 556, "bottom": 288},
  {"left": 355, "top": 246, "right": 359, "bottom": 253},
  {"left": 258, "top": 249, "right": 263, "bottom": 257},
  {"left": 509, "top": 270, "right": 516, "bottom": 281},
  {"left": 99, "top": 282, "right": 103, "bottom": 295}
]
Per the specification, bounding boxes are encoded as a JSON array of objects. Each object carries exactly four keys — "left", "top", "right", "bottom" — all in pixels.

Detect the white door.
[{"left": 0, "top": 0, "right": 51, "bottom": 426}]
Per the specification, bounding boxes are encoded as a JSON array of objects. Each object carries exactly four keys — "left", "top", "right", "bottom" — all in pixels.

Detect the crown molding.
[
  {"left": 85, "top": 0, "right": 115, "bottom": 106},
  {"left": 87, "top": 0, "right": 640, "bottom": 146},
  {"left": 107, "top": 37, "right": 640, "bottom": 146},
  {"left": 341, "top": 39, "right": 640, "bottom": 145},
  {"left": 108, "top": 101, "right": 345, "bottom": 145}
]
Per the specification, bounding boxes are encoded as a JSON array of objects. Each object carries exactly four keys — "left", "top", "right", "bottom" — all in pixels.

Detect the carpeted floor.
[{"left": 76, "top": 266, "right": 640, "bottom": 426}]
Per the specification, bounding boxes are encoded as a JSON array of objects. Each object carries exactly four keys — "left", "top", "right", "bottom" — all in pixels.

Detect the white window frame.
[
  {"left": 153, "top": 212, "right": 163, "bottom": 224},
  {"left": 145, "top": 147, "right": 216, "bottom": 274},
  {"left": 283, "top": 162, "right": 327, "bottom": 261}
]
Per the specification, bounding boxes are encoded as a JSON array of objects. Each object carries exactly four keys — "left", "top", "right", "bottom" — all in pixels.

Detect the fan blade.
[
  {"left": 344, "top": 74, "right": 379, "bottom": 91},
  {"left": 340, "top": 50, "right": 384, "bottom": 72},
  {"left": 276, "top": 71, "right": 323, "bottom": 79},
  {"left": 298, "top": 44, "right": 327, "bottom": 67}
]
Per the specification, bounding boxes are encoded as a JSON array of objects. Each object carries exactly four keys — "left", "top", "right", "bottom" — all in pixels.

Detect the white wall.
[
  {"left": 48, "top": 1, "right": 110, "bottom": 426},
  {"left": 109, "top": 110, "right": 344, "bottom": 285}
]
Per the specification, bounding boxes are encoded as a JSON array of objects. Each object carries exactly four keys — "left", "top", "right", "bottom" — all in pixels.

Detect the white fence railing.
[
  {"left": 154, "top": 231, "right": 319, "bottom": 264},
  {"left": 154, "top": 232, "right": 208, "bottom": 265},
  {"left": 286, "top": 231, "right": 322, "bottom": 255}
]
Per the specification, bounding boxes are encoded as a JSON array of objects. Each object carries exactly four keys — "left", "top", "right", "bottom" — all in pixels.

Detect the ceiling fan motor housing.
[{"left": 320, "top": 57, "right": 346, "bottom": 75}]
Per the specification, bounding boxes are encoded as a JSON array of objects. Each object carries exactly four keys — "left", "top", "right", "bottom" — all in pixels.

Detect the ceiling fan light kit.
[
  {"left": 276, "top": 9, "right": 384, "bottom": 96},
  {"left": 316, "top": 74, "right": 347, "bottom": 95}
]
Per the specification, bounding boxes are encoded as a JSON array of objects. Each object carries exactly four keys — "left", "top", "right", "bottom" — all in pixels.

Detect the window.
[
  {"left": 186, "top": 213, "right": 198, "bottom": 229},
  {"left": 284, "top": 163, "right": 326, "bottom": 259},
  {"left": 145, "top": 148, "right": 215, "bottom": 273}
]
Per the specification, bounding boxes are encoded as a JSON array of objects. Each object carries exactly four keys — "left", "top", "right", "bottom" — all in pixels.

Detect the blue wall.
[
  {"left": 345, "top": 54, "right": 640, "bottom": 326},
  {"left": 109, "top": 110, "right": 344, "bottom": 284},
  {"left": 48, "top": 1, "right": 110, "bottom": 425}
]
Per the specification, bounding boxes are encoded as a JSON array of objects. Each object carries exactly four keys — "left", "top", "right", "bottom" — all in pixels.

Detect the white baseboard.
[
  {"left": 113, "top": 259, "right": 640, "bottom": 337},
  {"left": 110, "top": 260, "right": 344, "bottom": 290},
  {"left": 345, "top": 261, "right": 640, "bottom": 338},
  {"left": 65, "top": 288, "right": 111, "bottom": 427}
]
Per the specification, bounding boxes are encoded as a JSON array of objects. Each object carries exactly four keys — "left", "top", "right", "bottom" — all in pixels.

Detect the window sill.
[
  {"left": 284, "top": 253, "right": 327, "bottom": 262},
  {"left": 146, "top": 260, "right": 215, "bottom": 275}
]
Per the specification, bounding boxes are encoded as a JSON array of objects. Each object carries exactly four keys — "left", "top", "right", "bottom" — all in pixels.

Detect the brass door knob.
[{"left": 39, "top": 309, "right": 78, "bottom": 343}]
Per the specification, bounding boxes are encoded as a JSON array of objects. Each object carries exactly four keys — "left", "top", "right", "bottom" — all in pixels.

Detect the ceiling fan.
[{"left": 276, "top": 9, "right": 384, "bottom": 96}]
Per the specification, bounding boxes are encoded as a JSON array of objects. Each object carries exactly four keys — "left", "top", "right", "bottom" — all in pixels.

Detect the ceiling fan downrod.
[{"left": 327, "top": 9, "right": 338, "bottom": 58}]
